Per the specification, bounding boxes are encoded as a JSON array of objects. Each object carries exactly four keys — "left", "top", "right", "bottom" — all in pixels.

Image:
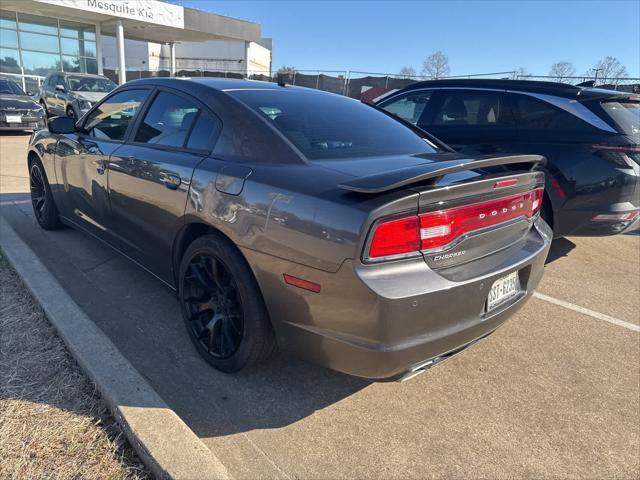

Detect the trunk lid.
[{"left": 334, "top": 153, "right": 546, "bottom": 273}]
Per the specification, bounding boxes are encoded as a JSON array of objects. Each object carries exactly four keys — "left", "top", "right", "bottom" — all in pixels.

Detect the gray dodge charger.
[{"left": 27, "top": 78, "right": 552, "bottom": 381}]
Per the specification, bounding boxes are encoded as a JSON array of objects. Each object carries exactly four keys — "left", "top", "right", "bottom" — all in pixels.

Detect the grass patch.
[{"left": 0, "top": 258, "right": 150, "bottom": 480}]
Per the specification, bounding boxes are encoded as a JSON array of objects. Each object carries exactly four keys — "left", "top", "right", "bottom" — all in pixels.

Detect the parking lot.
[{"left": 1, "top": 132, "right": 638, "bottom": 478}]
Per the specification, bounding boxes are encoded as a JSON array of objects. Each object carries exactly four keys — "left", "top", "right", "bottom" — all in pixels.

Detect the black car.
[
  {"left": 377, "top": 80, "right": 640, "bottom": 236},
  {"left": 0, "top": 79, "right": 46, "bottom": 131}
]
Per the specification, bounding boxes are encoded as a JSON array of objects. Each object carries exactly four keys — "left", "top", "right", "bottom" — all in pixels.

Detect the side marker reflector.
[{"left": 283, "top": 274, "right": 321, "bottom": 293}]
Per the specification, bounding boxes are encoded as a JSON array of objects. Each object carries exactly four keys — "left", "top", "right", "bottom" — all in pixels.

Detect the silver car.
[
  {"left": 28, "top": 78, "right": 552, "bottom": 381},
  {"left": 37, "top": 72, "right": 116, "bottom": 120}
]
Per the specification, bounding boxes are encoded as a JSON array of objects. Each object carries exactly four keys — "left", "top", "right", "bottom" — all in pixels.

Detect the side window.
[
  {"left": 431, "top": 91, "right": 507, "bottom": 127},
  {"left": 512, "top": 95, "right": 587, "bottom": 130},
  {"left": 134, "top": 91, "right": 199, "bottom": 148},
  {"left": 82, "top": 89, "right": 149, "bottom": 141},
  {"left": 186, "top": 112, "right": 222, "bottom": 150},
  {"left": 381, "top": 91, "right": 433, "bottom": 125}
]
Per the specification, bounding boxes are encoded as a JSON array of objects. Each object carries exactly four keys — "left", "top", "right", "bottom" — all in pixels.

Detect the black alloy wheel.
[
  {"left": 183, "top": 254, "right": 244, "bottom": 360},
  {"left": 178, "top": 234, "right": 275, "bottom": 373},
  {"left": 30, "top": 162, "right": 47, "bottom": 222},
  {"left": 29, "top": 159, "right": 63, "bottom": 230}
]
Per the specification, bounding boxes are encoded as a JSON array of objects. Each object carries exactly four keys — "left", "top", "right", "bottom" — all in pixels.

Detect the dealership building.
[{"left": 0, "top": 0, "right": 271, "bottom": 92}]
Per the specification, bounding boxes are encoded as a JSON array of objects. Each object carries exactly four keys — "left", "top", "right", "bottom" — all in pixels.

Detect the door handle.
[{"left": 160, "top": 172, "right": 181, "bottom": 190}]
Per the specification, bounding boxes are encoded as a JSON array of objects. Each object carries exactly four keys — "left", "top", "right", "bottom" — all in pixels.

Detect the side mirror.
[
  {"left": 55, "top": 84, "right": 65, "bottom": 92},
  {"left": 48, "top": 116, "right": 76, "bottom": 134}
]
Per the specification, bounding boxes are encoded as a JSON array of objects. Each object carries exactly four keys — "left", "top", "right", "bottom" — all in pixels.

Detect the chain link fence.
[{"left": 102, "top": 67, "right": 640, "bottom": 99}]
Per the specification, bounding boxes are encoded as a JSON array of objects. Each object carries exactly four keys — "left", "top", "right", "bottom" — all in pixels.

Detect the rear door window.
[
  {"left": 429, "top": 91, "right": 508, "bottom": 127},
  {"left": 134, "top": 91, "right": 200, "bottom": 148},
  {"left": 186, "top": 112, "right": 222, "bottom": 150},
  {"left": 510, "top": 94, "right": 587, "bottom": 130}
]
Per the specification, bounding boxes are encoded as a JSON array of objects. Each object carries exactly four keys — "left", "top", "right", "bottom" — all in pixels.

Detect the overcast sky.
[{"left": 181, "top": 0, "right": 640, "bottom": 78}]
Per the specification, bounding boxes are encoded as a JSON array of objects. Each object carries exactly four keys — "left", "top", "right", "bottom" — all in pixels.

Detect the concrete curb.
[{"left": 0, "top": 217, "right": 231, "bottom": 480}]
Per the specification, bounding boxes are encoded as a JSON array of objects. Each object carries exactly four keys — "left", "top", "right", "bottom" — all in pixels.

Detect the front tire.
[
  {"left": 29, "top": 158, "right": 63, "bottom": 230},
  {"left": 178, "top": 233, "right": 276, "bottom": 373}
]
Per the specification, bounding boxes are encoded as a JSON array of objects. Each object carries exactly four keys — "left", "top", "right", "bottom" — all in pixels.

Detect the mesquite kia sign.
[{"left": 39, "top": 0, "right": 185, "bottom": 28}]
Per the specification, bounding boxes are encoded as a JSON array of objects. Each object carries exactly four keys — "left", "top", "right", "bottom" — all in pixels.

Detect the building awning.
[{"left": 1, "top": 0, "right": 261, "bottom": 43}]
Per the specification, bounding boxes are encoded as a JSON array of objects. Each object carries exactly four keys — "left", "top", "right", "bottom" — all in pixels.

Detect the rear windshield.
[
  {"left": 601, "top": 101, "right": 640, "bottom": 136},
  {"left": 229, "top": 89, "right": 437, "bottom": 160}
]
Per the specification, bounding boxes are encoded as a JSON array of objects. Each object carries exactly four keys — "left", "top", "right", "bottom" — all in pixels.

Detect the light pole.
[{"left": 593, "top": 68, "right": 603, "bottom": 87}]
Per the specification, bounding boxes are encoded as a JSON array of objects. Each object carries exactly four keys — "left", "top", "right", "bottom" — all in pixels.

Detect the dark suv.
[
  {"left": 377, "top": 80, "right": 639, "bottom": 236},
  {"left": 37, "top": 72, "right": 116, "bottom": 120}
]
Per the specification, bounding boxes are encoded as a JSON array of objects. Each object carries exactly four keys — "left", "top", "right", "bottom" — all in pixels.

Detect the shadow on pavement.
[
  {"left": 0, "top": 198, "right": 369, "bottom": 440},
  {"left": 545, "top": 237, "right": 576, "bottom": 265}
]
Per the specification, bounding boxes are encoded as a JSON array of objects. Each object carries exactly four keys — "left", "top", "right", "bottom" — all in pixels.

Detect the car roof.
[
  {"left": 124, "top": 77, "right": 330, "bottom": 95},
  {"left": 394, "top": 79, "right": 630, "bottom": 100},
  {"left": 44, "top": 71, "right": 108, "bottom": 79}
]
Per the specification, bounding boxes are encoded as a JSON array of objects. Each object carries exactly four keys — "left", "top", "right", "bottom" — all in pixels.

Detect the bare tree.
[
  {"left": 586, "top": 56, "right": 628, "bottom": 85},
  {"left": 276, "top": 65, "right": 296, "bottom": 76},
  {"left": 513, "top": 67, "right": 529, "bottom": 79},
  {"left": 549, "top": 62, "right": 576, "bottom": 83},
  {"left": 420, "top": 51, "right": 450, "bottom": 79},
  {"left": 398, "top": 66, "right": 417, "bottom": 79}
]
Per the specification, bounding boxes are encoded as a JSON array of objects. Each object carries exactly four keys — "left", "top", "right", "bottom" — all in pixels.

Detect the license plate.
[
  {"left": 6, "top": 115, "right": 21, "bottom": 123},
  {"left": 487, "top": 271, "right": 520, "bottom": 312}
]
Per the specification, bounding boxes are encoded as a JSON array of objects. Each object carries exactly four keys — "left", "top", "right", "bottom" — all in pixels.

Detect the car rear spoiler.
[{"left": 338, "top": 155, "right": 545, "bottom": 194}]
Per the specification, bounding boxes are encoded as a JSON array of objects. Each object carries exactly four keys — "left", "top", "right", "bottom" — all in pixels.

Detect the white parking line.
[
  {"left": 0, "top": 200, "right": 31, "bottom": 206},
  {"left": 533, "top": 292, "right": 640, "bottom": 333}
]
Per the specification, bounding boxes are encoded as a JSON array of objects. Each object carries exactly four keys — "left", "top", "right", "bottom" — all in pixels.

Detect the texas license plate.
[
  {"left": 6, "top": 115, "right": 21, "bottom": 123},
  {"left": 487, "top": 271, "right": 520, "bottom": 312}
]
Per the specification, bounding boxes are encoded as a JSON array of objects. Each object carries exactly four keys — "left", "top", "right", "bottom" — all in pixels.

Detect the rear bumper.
[
  {"left": 0, "top": 120, "right": 45, "bottom": 131},
  {"left": 245, "top": 218, "right": 552, "bottom": 380}
]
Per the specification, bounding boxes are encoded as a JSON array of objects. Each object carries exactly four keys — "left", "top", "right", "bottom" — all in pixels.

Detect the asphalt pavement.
[{"left": 1, "top": 133, "right": 638, "bottom": 479}]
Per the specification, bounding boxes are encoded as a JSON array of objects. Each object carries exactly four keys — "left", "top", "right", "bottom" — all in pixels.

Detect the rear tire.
[
  {"left": 178, "top": 233, "right": 276, "bottom": 373},
  {"left": 29, "top": 158, "right": 63, "bottom": 230}
]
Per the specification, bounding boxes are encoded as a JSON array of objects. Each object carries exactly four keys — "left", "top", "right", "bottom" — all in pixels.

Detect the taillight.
[
  {"left": 367, "top": 188, "right": 544, "bottom": 260},
  {"left": 368, "top": 216, "right": 420, "bottom": 258}
]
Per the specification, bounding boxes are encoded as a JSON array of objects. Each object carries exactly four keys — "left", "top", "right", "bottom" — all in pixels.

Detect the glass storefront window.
[
  {"left": 0, "top": 10, "right": 16, "bottom": 29},
  {"left": 0, "top": 47, "right": 21, "bottom": 74},
  {"left": 59, "top": 20, "right": 96, "bottom": 41},
  {"left": 21, "top": 51, "right": 60, "bottom": 76},
  {"left": 85, "top": 57, "right": 98, "bottom": 74},
  {"left": 62, "top": 55, "right": 82, "bottom": 72},
  {"left": 1, "top": 10, "right": 99, "bottom": 81},
  {"left": 61, "top": 37, "right": 81, "bottom": 56},
  {"left": 60, "top": 38, "right": 96, "bottom": 58},
  {"left": 83, "top": 41, "right": 96, "bottom": 58},
  {"left": 17, "top": 13, "right": 58, "bottom": 35},
  {"left": 0, "top": 28, "right": 18, "bottom": 49},
  {"left": 19, "top": 32, "right": 60, "bottom": 54}
]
